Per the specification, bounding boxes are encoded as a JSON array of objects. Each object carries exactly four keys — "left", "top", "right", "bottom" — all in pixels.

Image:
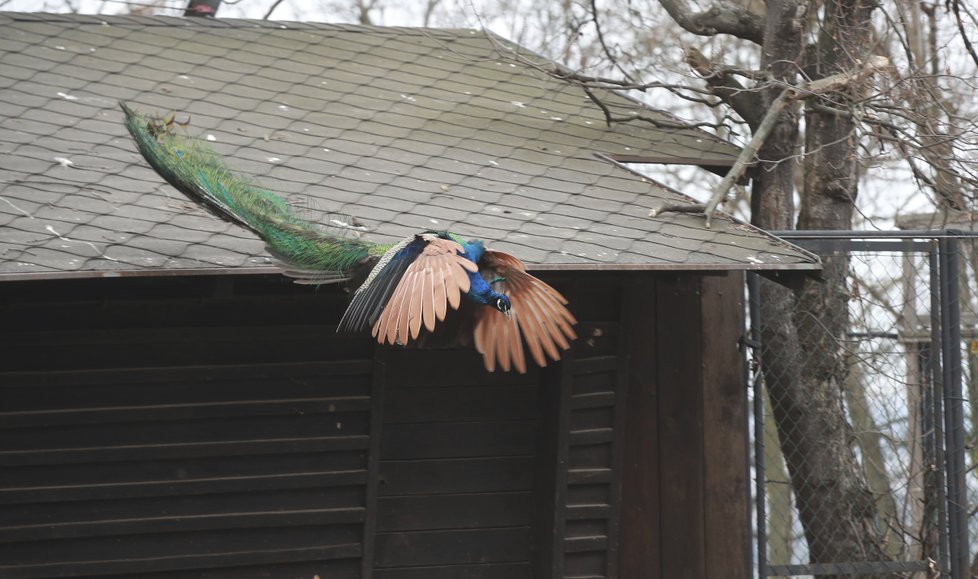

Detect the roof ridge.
[
  {"left": 0, "top": 11, "right": 818, "bottom": 276},
  {"left": 1, "top": 10, "right": 482, "bottom": 35}
]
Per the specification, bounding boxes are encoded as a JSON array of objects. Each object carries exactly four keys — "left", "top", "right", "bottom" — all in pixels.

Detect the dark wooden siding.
[
  {"left": 554, "top": 274, "right": 628, "bottom": 579},
  {"left": 0, "top": 270, "right": 750, "bottom": 579},
  {"left": 0, "top": 276, "right": 374, "bottom": 578},
  {"left": 372, "top": 348, "right": 542, "bottom": 579},
  {"left": 536, "top": 271, "right": 749, "bottom": 579},
  {"left": 618, "top": 272, "right": 750, "bottom": 579}
]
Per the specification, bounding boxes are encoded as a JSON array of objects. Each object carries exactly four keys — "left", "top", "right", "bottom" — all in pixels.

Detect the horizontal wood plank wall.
[
  {"left": 560, "top": 274, "right": 627, "bottom": 579},
  {"left": 0, "top": 271, "right": 747, "bottom": 578},
  {"left": 374, "top": 348, "right": 540, "bottom": 579},
  {"left": 0, "top": 276, "right": 375, "bottom": 578}
]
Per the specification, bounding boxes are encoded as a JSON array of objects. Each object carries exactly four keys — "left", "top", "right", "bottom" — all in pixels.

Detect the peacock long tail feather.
[{"left": 120, "top": 101, "right": 382, "bottom": 277}]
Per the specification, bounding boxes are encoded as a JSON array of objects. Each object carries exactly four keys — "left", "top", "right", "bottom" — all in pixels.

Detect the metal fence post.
[
  {"left": 749, "top": 273, "right": 767, "bottom": 579},
  {"left": 940, "top": 235, "right": 969, "bottom": 578},
  {"left": 930, "top": 244, "right": 951, "bottom": 577}
]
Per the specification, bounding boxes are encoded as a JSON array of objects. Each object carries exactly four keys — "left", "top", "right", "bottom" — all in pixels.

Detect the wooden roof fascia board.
[
  {"left": 0, "top": 266, "right": 283, "bottom": 283},
  {"left": 594, "top": 154, "right": 805, "bottom": 262},
  {"left": 609, "top": 154, "right": 735, "bottom": 168},
  {"left": 0, "top": 259, "right": 821, "bottom": 284}
]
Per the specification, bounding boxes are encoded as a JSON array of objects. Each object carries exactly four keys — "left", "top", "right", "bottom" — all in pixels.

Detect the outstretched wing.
[
  {"left": 373, "top": 235, "right": 478, "bottom": 345},
  {"left": 473, "top": 250, "right": 577, "bottom": 373},
  {"left": 337, "top": 237, "right": 418, "bottom": 334},
  {"left": 339, "top": 234, "right": 477, "bottom": 345}
]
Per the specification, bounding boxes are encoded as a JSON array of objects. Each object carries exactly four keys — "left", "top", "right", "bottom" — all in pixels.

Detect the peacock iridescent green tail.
[
  {"left": 120, "top": 101, "right": 383, "bottom": 279},
  {"left": 120, "top": 101, "right": 577, "bottom": 373}
]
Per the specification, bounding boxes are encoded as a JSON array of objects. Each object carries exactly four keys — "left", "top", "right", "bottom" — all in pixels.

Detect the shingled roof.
[{"left": 0, "top": 12, "right": 819, "bottom": 279}]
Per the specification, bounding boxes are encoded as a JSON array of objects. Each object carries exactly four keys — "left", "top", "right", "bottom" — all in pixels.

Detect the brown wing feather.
[
  {"left": 515, "top": 276, "right": 577, "bottom": 342},
  {"left": 503, "top": 279, "right": 552, "bottom": 366},
  {"left": 476, "top": 308, "right": 526, "bottom": 373},
  {"left": 372, "top": 236, "right": 474, "bottom": 346},
  {"left": 407, "top": 265, "right": 424, "bottom": 340},
  {"left": 504, "top": 310, "right": 526, "bottom": 373},
  {"left": 431, "top": 265, "right": 448, "bottom": 328},
  {"left": 422, "top": 262, "right": 437, "bottom": 332},
  {"left": 474, "top": 250, "right": 577, "bottom": 373},
  {"left": 371, "top": 276, "right": 402, "bottom": 344},
  {"left": 474, "top": 312, "right": 496, "bottom": 371}
]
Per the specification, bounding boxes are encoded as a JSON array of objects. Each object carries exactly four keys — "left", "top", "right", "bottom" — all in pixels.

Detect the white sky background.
[
  {"left": 1, "top": 0, "right": 510, "bottom": 28},
  {"left": 0, "top": 0, "right": 961, "bottom": 227}
]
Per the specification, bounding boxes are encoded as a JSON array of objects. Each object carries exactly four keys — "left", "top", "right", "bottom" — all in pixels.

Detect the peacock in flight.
[{"left": 120, "top": 102, "right": 577, "bottom": 373}]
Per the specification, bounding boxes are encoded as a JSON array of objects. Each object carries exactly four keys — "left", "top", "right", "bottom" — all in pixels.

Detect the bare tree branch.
[
  {"left": 262, "top": 0, "right": 285, "bottom": 19},
  {"left": 686, "top": 47, "right": 765, "bottom": 128},
  {"left": 420, "top": 0, "right": 441, "bottom": 27},
  {"left": 949, "top": 0, "right": 978, "bottom": 70},
  {"left": 657, "top": 0, "right": 766, "bottom": 44},
  {"left": 651, "top": 55, "right": 891, "bottom": 226},
  {"left": 501, "top": 49, "right": 733, "bottom": 131},
  {"left": 588, "top": 0, "right": 637, "bottom": 83}
]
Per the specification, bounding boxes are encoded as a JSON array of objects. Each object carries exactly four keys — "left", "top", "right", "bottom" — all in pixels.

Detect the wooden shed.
[{"left": 0, "top": 12, "right": 820, "bottom": 579}]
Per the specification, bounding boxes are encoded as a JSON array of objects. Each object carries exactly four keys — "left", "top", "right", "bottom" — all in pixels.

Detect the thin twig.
[
  {"left": 582, "top": 85, "right": 614, "bottom": 127},
  {"left": 650, "top": 56, "right": 891, "bottom": 226},
  {"left": 588, "top": 0, "right": 636, "bottom": 84},
  {"left": 263, "top": 0, "right": 285, "bottom": 19}
]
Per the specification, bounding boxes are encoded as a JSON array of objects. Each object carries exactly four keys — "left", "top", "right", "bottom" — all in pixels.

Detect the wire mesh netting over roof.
[
  {"left": 0, "top": 12, "right": 819, "bottom": 279},
  {"left": 754, "top": 234, "right": 978, "bottom": 578}
]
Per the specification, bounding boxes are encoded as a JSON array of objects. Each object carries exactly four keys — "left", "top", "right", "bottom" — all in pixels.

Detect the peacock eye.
[{"left": 495, "top": 298, "right": 510, "bottom": 312}]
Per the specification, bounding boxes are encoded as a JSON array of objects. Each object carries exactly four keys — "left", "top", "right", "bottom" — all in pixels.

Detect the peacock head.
[{"left": 493, "top": 294, "right": 512, "bottom": 318}]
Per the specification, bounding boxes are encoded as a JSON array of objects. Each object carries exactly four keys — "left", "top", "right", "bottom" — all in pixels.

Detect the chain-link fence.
[{"left": 751, "top": 231, "right": 978, "bottom": 579}]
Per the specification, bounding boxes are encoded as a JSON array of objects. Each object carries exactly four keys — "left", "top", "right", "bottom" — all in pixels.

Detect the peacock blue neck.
[
  {"left": 457, "top": 239, "right": 485, "bottom": 263},
  {"left": 465, "top": 269, "right": 506, "bottom": 306},
  {"left": 457, "top": 239, "right": 505, "bottom": 307},
  {"left": 428, "top": 232, "right": 505, "bottom": 307}
]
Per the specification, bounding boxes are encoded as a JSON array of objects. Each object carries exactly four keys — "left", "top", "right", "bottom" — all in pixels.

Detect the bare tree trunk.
[
  {"left": 790, "top": 0, "right": 890, "bottom": 571},
  {"left": 763, "top": 383, "right": 795, "bottom": 566},
  {"left": 844, "top": 354, "right": 902, "bottom": 558},
  {"left": 902, "top": 254, "right": 935, "bottom": 575},
  {"left": 749, "top": 0, "right": 813, "bottom": 568},
  {"left": 762, "top": 260, "right": 889, "bottom": 575},
  {"left": 754, "top": 0, "right": 892, "bottom": 573}
]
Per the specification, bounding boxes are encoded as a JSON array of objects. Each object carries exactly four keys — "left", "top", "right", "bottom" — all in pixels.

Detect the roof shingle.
[{"left": 0, "top": 12, "right": 819, "bottom": 279}]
